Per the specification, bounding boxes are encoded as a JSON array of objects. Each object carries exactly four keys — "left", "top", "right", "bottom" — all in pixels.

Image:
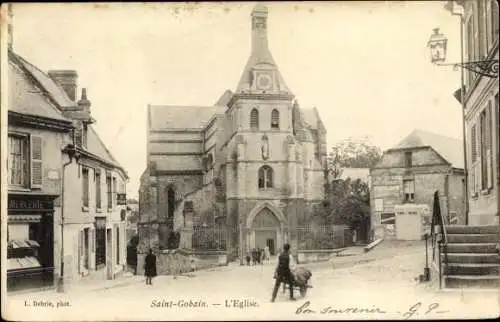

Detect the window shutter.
[
  {"left": 78, "top": 230, "right": 83, "bottom": 274},
  {"left": 30, "top": 135, "right": 43, "bottom": 188},
  {"left": 487, "top": 102, "right": 493, "bottom": 188},
  {"left": 471, "top": 124, "right": 477, "bottom": 163}
]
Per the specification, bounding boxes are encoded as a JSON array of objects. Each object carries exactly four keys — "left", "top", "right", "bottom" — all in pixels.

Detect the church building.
[{"left": 138, "top": 4, "right": 327, "bottom": 263}]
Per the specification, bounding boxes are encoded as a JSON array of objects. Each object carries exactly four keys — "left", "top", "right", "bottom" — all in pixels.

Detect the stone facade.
[
  {"left": 370, "top": 130, "right": 466, "bottom": 240},
  {"left": 460, "top": 0, "right": 499, "bottom": 226},
  {"left": 139, "top": 4, "right": 327, "bottom": 266}
]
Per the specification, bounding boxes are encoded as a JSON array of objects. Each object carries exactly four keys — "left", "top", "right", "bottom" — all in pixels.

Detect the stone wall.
[{"left": 136, "top": 249, "right": 228, "bottom": 276}]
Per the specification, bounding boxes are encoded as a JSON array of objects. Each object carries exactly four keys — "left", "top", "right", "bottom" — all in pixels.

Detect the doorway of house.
[
  {"left": 106, "top": 228, "right": 113, "bottom": 280},
  {"left": 84, "top": 228, "right": 89, "bottom": 270}
]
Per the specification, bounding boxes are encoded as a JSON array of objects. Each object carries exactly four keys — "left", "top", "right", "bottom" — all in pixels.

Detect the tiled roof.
[
  {"left": 8, "top": 58, "right": 69, "bottom": 122},
  {"left": 391, "top": 129, "right": 464, "bottom": 169},
  {"left": 13, "top": 53, "right": 75, "bottom": 109},
  {"left": 149, "top": 105, "right": 217, "bottom": 130}
]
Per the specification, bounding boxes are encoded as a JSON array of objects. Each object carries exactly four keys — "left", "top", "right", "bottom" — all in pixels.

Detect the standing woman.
[{"left": 144, "top": 248, "right": 157, "bottom": 285}]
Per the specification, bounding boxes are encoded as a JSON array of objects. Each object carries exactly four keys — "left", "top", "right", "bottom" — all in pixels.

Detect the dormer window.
[{"left": 271, "top": 109, "right": 279, "bottom": 129}]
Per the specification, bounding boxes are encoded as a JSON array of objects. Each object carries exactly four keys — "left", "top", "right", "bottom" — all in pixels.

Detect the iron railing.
[
  {"left": 296, "top": 225, "right": 352, "bottom": 250},
  {"left": 192, "top": 225, "right": 228, "bottom": 251}
]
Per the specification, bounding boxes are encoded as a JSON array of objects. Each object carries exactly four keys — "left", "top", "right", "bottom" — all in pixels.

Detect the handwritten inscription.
[
  {"left": 296, "top": 301, "right": 386, "bottom": 315},
  {"left": 400, "top": 302, "right": 448, "bottom": 320},
  {"left": 24, "top": 300, "right": 70, "bottom": 308},
  {"left": 296, "top": 301, "right": 449, "bottom": 318}
]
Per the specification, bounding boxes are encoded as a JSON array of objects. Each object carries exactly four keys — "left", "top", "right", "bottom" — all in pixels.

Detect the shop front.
[{"left": 7, "top": 192, "right": 58, "bottom": 292}]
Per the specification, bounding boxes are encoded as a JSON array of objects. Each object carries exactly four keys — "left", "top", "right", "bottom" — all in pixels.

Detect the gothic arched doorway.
[{"left": 249, "top": 207, "right": 281, "bottom": 255}]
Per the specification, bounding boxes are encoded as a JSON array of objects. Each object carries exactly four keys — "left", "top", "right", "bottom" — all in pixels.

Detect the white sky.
[{"left": 11, "top": 1, "right": 464, "bottom": 199}]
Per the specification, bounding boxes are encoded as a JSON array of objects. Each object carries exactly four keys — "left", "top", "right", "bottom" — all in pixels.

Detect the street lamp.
[
  {"left": 427, "top": 22, "right": 499, "bottom": 226},
  {"left": 427, "top": 28, "right": 499, "bottom": 78},
  {"left": 427, "top": 28, "right": 448, "bottom": 64}
]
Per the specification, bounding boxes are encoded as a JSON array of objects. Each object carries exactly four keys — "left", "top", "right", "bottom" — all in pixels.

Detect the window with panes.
[
  {"left": 95, "top": 171, "right": 102, "bottom": 209},
  {"left": 258, "top": 166, "right": 273, "bottom": 189},
  {"left": 8, "top": 135, "right": 29, "bottom": 188},
  {"left": 82, "top": 168, "right": 89, "bottom": 208},
  {"left": 271, "top": 109, "right": 280, "bottom": 129}
]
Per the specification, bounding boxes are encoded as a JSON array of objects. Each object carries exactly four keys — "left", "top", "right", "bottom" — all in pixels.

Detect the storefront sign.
[
  {"left": 117, "top": 193, "right": 127, "bottom": 205},
  {"left": 8, "top": 195, "right": 55, "bottom": 212}
]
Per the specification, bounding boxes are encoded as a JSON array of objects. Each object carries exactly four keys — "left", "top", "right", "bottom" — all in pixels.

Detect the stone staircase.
[{"left": 442, "top": 225, "right": 500, "bottom": 289}]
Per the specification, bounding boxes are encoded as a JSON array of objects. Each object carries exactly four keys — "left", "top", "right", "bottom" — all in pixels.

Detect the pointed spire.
[{"left": 235, "top": 5, "right": 292, "bottom": 95}]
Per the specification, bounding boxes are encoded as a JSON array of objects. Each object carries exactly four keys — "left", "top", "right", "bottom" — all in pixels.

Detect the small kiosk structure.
[{"left": 394, "top": 204, "right": 431, "bottom": 241}]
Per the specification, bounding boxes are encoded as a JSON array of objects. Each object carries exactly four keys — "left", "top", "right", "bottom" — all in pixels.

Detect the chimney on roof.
[
  {"left": 77, "top": 88, "right": 91, "bottom": 111},
  {"left": 48, "top": 70, "right": 78, "bottom": 101},
  {"left": 7, "top": 4, "right": 13, "bottom": 51}
]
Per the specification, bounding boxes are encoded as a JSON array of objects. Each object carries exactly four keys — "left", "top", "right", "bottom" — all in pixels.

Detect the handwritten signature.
[
  {"left": 295, "top": 301, "right": 449, "bottom": 319},
  {"left": 400, "top": 302, "right": 449, "bottom": 320}
]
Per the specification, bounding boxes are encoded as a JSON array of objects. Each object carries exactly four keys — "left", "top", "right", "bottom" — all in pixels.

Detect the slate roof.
[
  {"left": 214, "top": 89, "right": 233, "bottom": 107},
  {"left": 390, "top": 129, "right": 464, "bottom": 169},
  {"left": 149, "top": 105, "right": 219, "bottom": 130},
  {"left": 301, "top": 108, "right": 319, "bottom": 129},
  {"left": 86, "top": 125, "right": 120, "bottom": 166},
  {"left": 8, "top": 57, "right": 69, "bottom": 122},
  {"left": 9, "top": 52, "right": 126, "bottom": 175},
  {"left": 13, "top": 53, "right": 75, "bottom": 109}
]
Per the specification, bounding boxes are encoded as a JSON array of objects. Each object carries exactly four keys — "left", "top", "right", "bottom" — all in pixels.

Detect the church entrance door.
[{"left": 250, "top": 207, "right": 281, "bottom": 255}]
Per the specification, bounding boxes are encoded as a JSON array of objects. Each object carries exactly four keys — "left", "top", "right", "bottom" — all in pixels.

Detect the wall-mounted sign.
[
  {"left": 117, "top": 193, "right": 127, "bottom": 205},
  {"left": 8, "top": 194, "right": 55, "bottom": 212}
]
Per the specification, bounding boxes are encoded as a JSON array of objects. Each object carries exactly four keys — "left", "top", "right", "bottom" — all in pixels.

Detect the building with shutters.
[
  {"left": 458, "top": 0, "right": 499, "bottom": 225},
  {"left": 6, "top": 5, "right": 128, "bottom": 291},
  {"left": 370, "top": 129, "right": 466, "bottom": 240},
  {"left": 138, "top": 4, "right": 327, "bottom": 265}
]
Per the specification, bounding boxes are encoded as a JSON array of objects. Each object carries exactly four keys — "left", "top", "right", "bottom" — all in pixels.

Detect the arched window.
[
  {"left": 258, "top": 166, "right": 273, "bottom": 189},
  {"left": 271, "top": 109, "right": 279, "bottom": 129},
  {"left": 167, "top": 187, "right": 175, "bottom": 218},
  {"left": 250, "top": 108, "right": 259, "bottom": 129}
]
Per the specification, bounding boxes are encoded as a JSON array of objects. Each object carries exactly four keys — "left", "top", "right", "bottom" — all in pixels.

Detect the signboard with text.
[
  {"left": 8, "top": 194, "right": 56, "bottom": 212},
  {"left": 117, "top": 193, "right": 127, "bottom": 205}
]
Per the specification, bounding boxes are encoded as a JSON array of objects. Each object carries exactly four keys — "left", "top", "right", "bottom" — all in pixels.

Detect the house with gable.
[
  {"left": 6, "top": 5, "right": 128, "bottom": 292},
  {"left": 370, "top": 129, "right": 465, "bottom": 240}
]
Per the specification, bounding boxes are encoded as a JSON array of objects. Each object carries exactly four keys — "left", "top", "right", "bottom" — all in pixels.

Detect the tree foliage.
[
  {"left": 325, "top": 178, "right": 371, "bottom": 231},
  {"left": 328, "top": 136, "right": 383, "bottom": 179}
]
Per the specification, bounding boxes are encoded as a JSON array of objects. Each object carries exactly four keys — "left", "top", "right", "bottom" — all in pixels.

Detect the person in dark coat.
[
  {"left": 144, "top": 248, "right": 157, "bottom": 285},
  {"left": 271, "top": 243, "right": 296, "bottom": 302}
]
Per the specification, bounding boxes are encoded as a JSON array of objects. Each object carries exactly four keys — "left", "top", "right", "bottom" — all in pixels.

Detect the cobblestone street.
[{"left": 6, "top": 242, "right": 499, "bottom": 320}]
